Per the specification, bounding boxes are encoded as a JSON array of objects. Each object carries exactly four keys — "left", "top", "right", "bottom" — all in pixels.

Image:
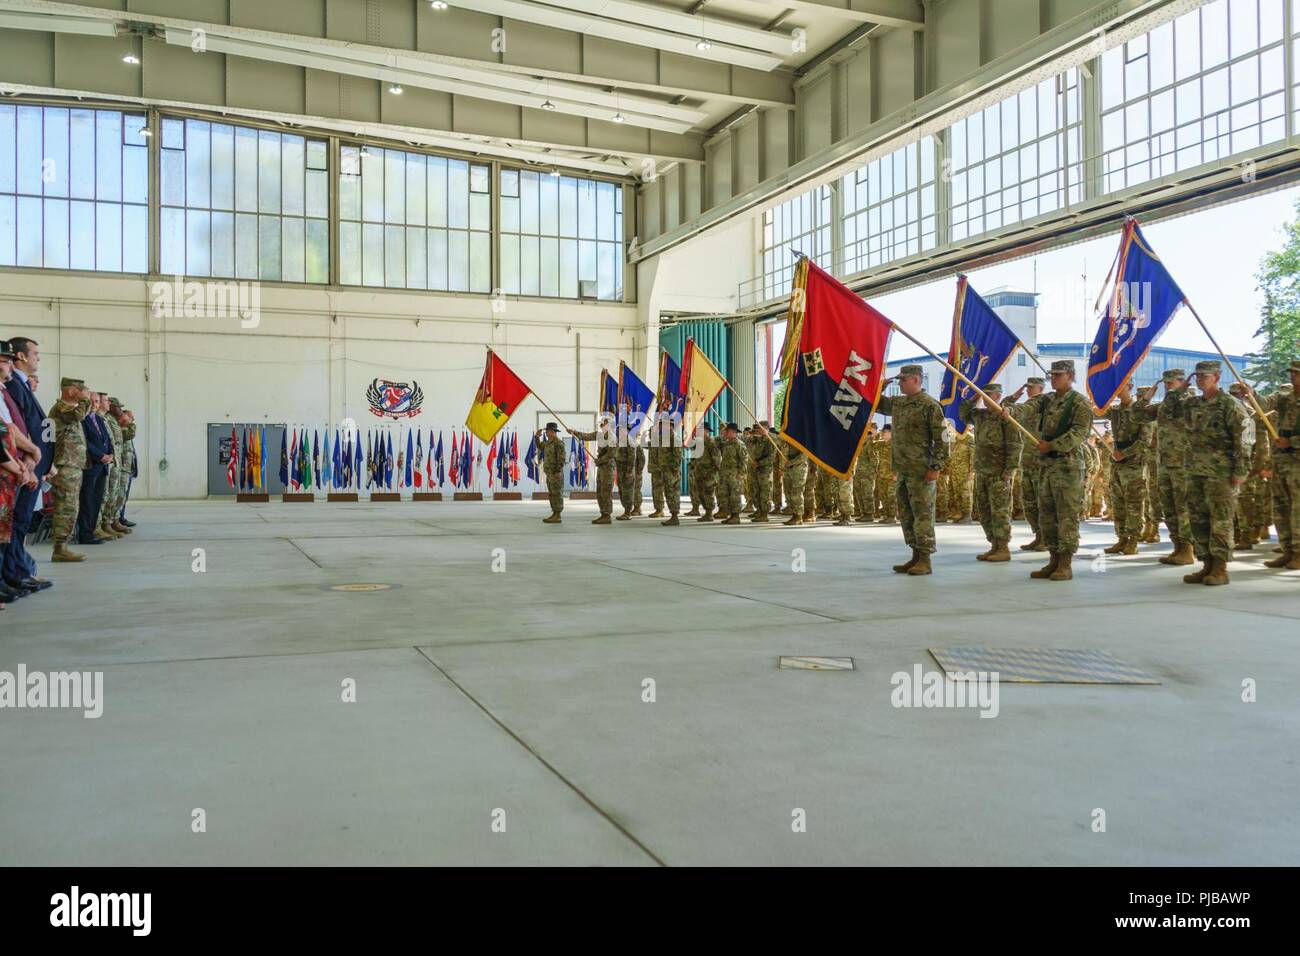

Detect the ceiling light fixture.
[
  {"left": 612, "top": 112, "right": 625, "bottom": 123},
  {"left": 430, "top": 0, "right": 448, "bottom": 9},
  {"left": 138, "top": 126, "right": 152, "bottom": 138},
  {"left": 122, "top": 52, "right": 140, "bottom": 65},
  {"left": 541, "top": 99, "right": 555, "bottom": 111},
  {"left": 389, "top": 83, "right": 403, "bottom": 94},
  {"left": 695, "top": 39, "right": 711, "bottom": 52},
  {"left": 549, "top": 168, "right": 561, "bottom": 178}
]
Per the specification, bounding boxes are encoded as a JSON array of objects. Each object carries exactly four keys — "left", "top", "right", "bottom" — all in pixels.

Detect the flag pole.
[
  {"left": 889, "top": 322, "right": 1041, "bottom": 446},
  {"left": 723, "top": 380, "right": 786, "bottom": 456},
  {"left": 1020, "top": 345, "right": 1051, "bottom": 377},
  {"left": 1183, "top": 301, "right": 1280, "bottom": 441}
]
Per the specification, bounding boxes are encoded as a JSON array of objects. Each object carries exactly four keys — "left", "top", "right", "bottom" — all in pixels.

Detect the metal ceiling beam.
[
  {"left": 748, "top": 0, "right": 924, "bottom": 29},
  {"left": 515, "top": 0, "right": 796, "bottom": 55}
]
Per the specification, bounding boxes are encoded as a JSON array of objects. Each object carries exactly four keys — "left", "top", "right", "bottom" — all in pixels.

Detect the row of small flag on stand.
[{"left": 227, "top": 425, "right": 527, "bottom": 494}]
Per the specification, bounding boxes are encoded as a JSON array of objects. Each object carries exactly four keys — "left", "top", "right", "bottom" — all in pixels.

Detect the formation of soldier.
[{"left": 531, "top": 356, "right": 1299, "bottom": 587}]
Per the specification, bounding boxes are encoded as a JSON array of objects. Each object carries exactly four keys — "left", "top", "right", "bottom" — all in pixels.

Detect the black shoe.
[
  {"left": 119, "top": 519, "right": 136, "bottom": 527},
  {"left": 77, "top": 536, "right": 103, "bottom": 545},
  {"left": 0, "top": 585, "right": 25, "bottom": 601},
  {"left": 3, "top": 580, "right": 36, "bottom": 596},
  {"left": 21, "top": 578, "right": 52, "bottom": 591}
]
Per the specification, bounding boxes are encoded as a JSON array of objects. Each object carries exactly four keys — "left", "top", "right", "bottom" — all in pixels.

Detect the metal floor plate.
[
  {"left": 779, "top": 656, "right": 854, "bottom": 671},
  {"left": 928, "top": 647, "right": 1160, "bottom": 684}
]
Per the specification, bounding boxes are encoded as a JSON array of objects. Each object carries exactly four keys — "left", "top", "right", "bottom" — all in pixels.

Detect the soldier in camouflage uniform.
[
  {"left": 748, "top": 421, "right": 777, "bottom": 522},
  {"left": 771, "top": 438, "right": 785, "bottom": 514},
  {"left": 875, "top": 426, "right": 896, "bottom": 521},
  {"left": 99, "top": 398, "right": 133, "bottom": 536},
  {"left": 875, "top": 365, "right": 949, "bottom": 575},
  {"left": 942, "top": 427, "right": 974, "bottom": 523},
  {"left": 647, "top": 426, "right": 668, "bottom": 520},
  {"left": 1228, "top": 382, "right": 1264, "bottom": 549},
  {"left": 692, "top": 422, "right": 722, "bottom": 522},
  {"left": 1134, "top": 369, "right": 1194, "bottom": 564},
  {"left": 959, "top": 383, "right": 1021, "bottom": 562},
  {"left": 1101, "top": 381, "right": 1153, "bottom": 555},
  {"left": 1179, "top": 361, "right": 1249, "bottom": 586},
  {"left": 1096, "top": 432, "right": 1114, "bottom": 518},
  {"left": 570, "top": 420, "right": 616, "bottom": 524},
  {"left": 1246, "top": 360, "right": 1299, "bottom": 570},
  {"left": 802, "top": 455, "right": 819, "bottom": 522},
  {"left": 49, "top": 377, "right": 92, "bottom": 562},
  {"left": 115, "top": 409, "right": 138, "bottom": 530},
  {"left": 741, "top": 427, "right": 756, "bottom": 513},
  {"left": 853, "top": 423, "right": 877, "bottom": 522},
  {"left": 780, "top": 439, "right": 808, "bottom": 526},
  {"left": 1008, "top": 376, "right": 1048, "bottom": 551},
  {"left": 614, "top": 434, "right": 638, "bottom": 520},
  {"left": 1079, "top": 436, "right": 1099, "bottom": 524},
  {"left": 538, "top": 423, "right": 567, "bottom": 523},
  {"left": 717, "top": 422, "right": 749, "bottom": 525},
  {"left": 630, "top": 431, "right": 647, "bottom": 516},
  {"left": 935, "top": 423, "right": 955, "bottom": 522},
  {"left": 652, "top": 415, "right": 683, "bottom": 526},
  {"left": 94, "top": 399, "right": 125, "bottom": 540},
  {"left": 1010, "top": 359, "right": 1094, "bottom": 581}
]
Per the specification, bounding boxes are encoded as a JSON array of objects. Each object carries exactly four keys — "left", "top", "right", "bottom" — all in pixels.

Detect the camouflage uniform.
[
  {"left": 648, "top": 438, "right": 668, "bottom": 515},
  {"left": 802, "top": 458, "right": 818, "bottom": 521},
  {"left": 632, "top": 438, "right": 646, "bottom": 515},
  {"left": 1102, "top": 402, "right": 1152, "bottom": 545},
  {"left": 747, "top": 428, "right": 776, "bottom": 520},
  {"left": 717, "top": 431, "right": 749, "bottom": 520},
  {"left": 941, "top": 430, "right": 974, "bottom": 522},
  {"left": 1256, "top": 377, "right": 1298, "bottom": 564},
  {"left": 572, "top": 428, "right": 616, "bottom": 517},
  {"left": 102, "top": 414, "right": 134, "bottom": 528},
  {"left": 876, "top": 380, "right": 949, "bottom": 561},
  {"left": 49, "top": 390, "right": 92, "bottom": 545},
  {"left": 1134, "top": 376, "right": 1194, "bottom": 550},
  {"left": 959, "top": 393, "right": 1022, "bottom": 551},
  {"left": 780, "top": 441, "right": 808, "bottom": 522},
  {"left": 1020, "top": 375, "right": 1094, "bottom": 567},
  {"left": 692, "top": 428, "right": 722, "bottom": 519},
  {"left": 1231, "top": 389, "right": 1265, "bottom": 546},
  {"left": 539, "top": 431, "right": 567, "bottom": 519},
  {"left": 96, "top": 412, "right": 124, "bottom": 534},
  {"left": 1181, "top": 378, "right": 1249, "bottom": 573},
  {"left": 875, "top": 435, "right": 896, "bottom": 520},
  {"left": 1008, "top": 389, "right": 1046, "bottom": 545},
  {"left": 771, "top": 446, "right": 785, "bottom": 513},
  {"left": 1080, "top": 439, "right": 1099, "bottom": 523},
  {"left": 654, "top": 423, "right": 682, "bottom": 520},
  {"left": 615, "top": 443, "right": 638, "bottom": 516},
  {"left": 852, "top": 432, "right": 877, "bottom": 521}
]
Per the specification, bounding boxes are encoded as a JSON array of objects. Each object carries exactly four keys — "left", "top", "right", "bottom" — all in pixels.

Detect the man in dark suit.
[
  {"left": 79, "top": 391, "right": 115, "bottom": 546},
  {"left": 2, "top": 336, "right": 54, "bottom": 592}
]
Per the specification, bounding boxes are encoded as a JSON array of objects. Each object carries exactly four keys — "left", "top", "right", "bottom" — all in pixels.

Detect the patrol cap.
[
  {"left": 1162, "top": 368, "right": 1186, "bottom": 382},
  {"left": 1049, "top": 359, "right": 1075, "bottom": 374},
  {"left": 60, "top": 377, "right": 85, "bottom": 388},
  {"left": 0, "top": 340, "right": 14, "bottom": 359},
  {"left": 899, "top": 364, "right": 924, "bottom": 377},
  {"left": 700, "top": 421, "right": 713, "bottom": 433},
  {"left": 1229, "top": 382, "right": 1247, "bottom": 396},
  {"left": 881, "top": 424, "right": 892, "bottom": 432},
  {"left": 109, "top": 396, "right": 122, "bottom": 407},
  {"left": 545, "top": 421, "right": 559, "bottom": 431},
  {"left": 1025, "top": 376, "right": 1045, "bottom": 386},
  {"left": 1195, "top": 359, "right": 1221, "bottom": 375},
  {"left": 725, "top": 421, "right": 739, "bottom": 432},
  {"left": 984, "top": 383, "right": 1003, "bottom": 394},
  {"left": 758, "top": 420, "right": 770, "bottom": 429}
]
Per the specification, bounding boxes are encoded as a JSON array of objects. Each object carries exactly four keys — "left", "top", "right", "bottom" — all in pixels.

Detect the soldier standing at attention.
[
  {"left": 569, "top": 419, "right": 616, "bottom": 525},
  {"left": 780, "top": 439, "right": 808, "bottom": 526},
  {"left": 959, "top": 382, "right": 1021, "bottom": 562},
  {"left": 1180, "top": 361, "right": 1249, "bottom": 586},
  {"left": 1244, "top": 360, "right": 1299, "bottom": 570},
  {"left": 1228, "top": 381, "right": 1262, "bottom": 550},
  {"left": 537, "top": 423, "right": 567, "bottom": 524},
  {"left": 614, "top": 429, "right": 638, "bottom": 521},
  {"left": 875, "top": 425, "right": 896, "bottom": 522},
  {"left": 1012, "top": 359, "right": 1094, "bottom": 581},
  {"left": 771, "top": 438, "right": 786, "bottom": 515},
  {"left": 654, "top": 415, "right": 683, "bottom": 526},
  {"left": 946, "top": 426, "right": 975, "bottom": 523},
  {"left": 748, "top": 421, "right": 776, "bottom": 523},
  {"left": 1101, "top": 381, "right": 1153, "bottom": 555},
  {"left": 630, "top": 430, "right": 647, "bottom": 516},
  {"left": 1134, "top": 369, "right": 1194, "bottom": 564},
  {"left": 692, "top": 421, "right": 722, "bottom": 522},
  {"left": 1096, "top": 431, "right": 1114, "bottom": 519},
  {"left": 717, "top": 422, "right": 749, "bottom": 525},
  {"left": 853, "top": 423, "right": 877, "bottom": 522},
  {"left": 647, "top": 425, "right": 667, "bottom": 519},
  {"left": 49, "top": 378, "right": 92, "bottom": 562},
  {"left": 741, "top": 426, "right": 756, "bottom": 513},
  {"left": 801, "top": 454, "right": 819, "bottom": 523},
  {"left": 95, "top": 397, "right": 125, "bottom": 540},
  {"left": 875, "top": 365, "right": 948, "bottom": 576},
  {"left": 1008, "top": 376, "right": 1048, "bottom": 551}
]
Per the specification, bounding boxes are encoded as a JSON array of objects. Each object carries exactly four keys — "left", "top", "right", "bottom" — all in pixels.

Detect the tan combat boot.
[
  {"left": 892, "top": 549, "right": 920, "bottom": 574},
  {"left": 542, "top": 512, "right": 562, "bottom": 524},
  {"left": 1030, "top": 553, "right": 1060, "bottom": 579},
  {"left": 1264, "top": 551, "right": 1293, "bottom": 568},
  {"left": 697, "top": 510, "right": 714, "bottom": 523},
  {"left": 975, "top": 543, "right": 994, "bottom": 560},
  {"left": 856, "top": 515, "right": 874, "bottom": 524},
  {"left": 1103, "top": 536, "right": 1127, "bottom": 554},
  {"left": 647, "top": 509, "right": 664, "bottom": 519},
  {"left": 782, "top": 514, "right": 803, "bottom": 526},
  {"left": 722, "top": 512, "right": 741, "bottom": 525},
  {"left": 1119, "top": 537, "right": 1139, "bottom": 555},
  {"left": 112, "top": 520, "right": 132, "bottom": 534},
  {"left": 93, "top": 527, "right": 116, "bottom": 542},
  {"left": 616, "top": 511, "right": 632, "bottom": 521},
  {"left": 1183, "top": 559, "right": 1211, "bottom": 584},
  {"left": 1286, "top": 554, "right": 1300, "bottom": 571},
  {"left": 52, "top": 540, "right": 85, "bottom": 562},
  {"left": 803, "top": 509, "right": 816, "bottom": 522},
  {"left": 686, "top": 505, "right": 701, "bottom": 517},
  {"left": 985, "top": 540, "right": 1011, "bottom": 562},
  {"left": 1019, "top": 534, "right": 1045, "bottom": 552},
  {"left": 1202, "top": 556, "right": 1230, "bottom": 585},
  {"left": 1048, "top": 552, "right": 1073, "bottom": 581},
  {"left": 592, "top": 514, "right": 611, "bottom": 525},
  {"left": 907, "top": 552, "right": 933, "bottom": 575},
  {"left": 833, "top": 515, "right": 850, "bottom": 526},
  {"left": 1160, "top": 538, "right": 1195, "bottom": 565},
  {"left": 661, "top": 515, "right": 680, "bottom": 526},
  {"left": 751, "top": 511, "right": 770, "bottom": 523}
]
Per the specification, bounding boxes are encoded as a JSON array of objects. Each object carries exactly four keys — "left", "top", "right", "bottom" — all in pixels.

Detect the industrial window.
[
  {"left": 947, "top": 70, "right": 1084, "bottom": 242},
  {"left": 841, "top": 136, "right": 937, "bottom": 274},
  {"left": 498, "top": 169, "right": 624, "bottom": 300},
  {"left": 0, "top": 105, "right": 148, "bottom": 272},
  {"left": 339, "top": 146, "right": 490, "bottom": 292},
  {"left": 757, "top": 185, "right": 833, "bottom": 301},
  {"left": 160, "top": 118, "right": 329, "bottom": 282},
  {"left": 1100, "top": 0, "right": 1286, "bottom": 192}
]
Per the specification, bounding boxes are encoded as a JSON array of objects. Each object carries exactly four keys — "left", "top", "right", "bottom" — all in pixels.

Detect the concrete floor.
[{"left": 2, "top": 498, "right": 1298, "bottom": 866}]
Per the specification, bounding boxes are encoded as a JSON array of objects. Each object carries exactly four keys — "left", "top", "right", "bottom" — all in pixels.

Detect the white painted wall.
[{"left": 0, "top": 271, "right": 639, "bottom": 498}]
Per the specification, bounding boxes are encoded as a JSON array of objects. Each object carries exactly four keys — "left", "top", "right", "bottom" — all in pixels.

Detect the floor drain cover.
[
  {"left": 780, "top": 656, "right": 854, "bottom": 671},
  {"left": 326, "top": 583, "right": 397, "bottom": 592},
  {"left": 928, "top": 647, "right": 1159, "bottom": 684}
]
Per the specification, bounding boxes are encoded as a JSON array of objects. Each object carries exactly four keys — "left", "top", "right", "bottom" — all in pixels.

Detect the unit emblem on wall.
[{"left": 367, "top": 378, "right": 425, "bottom": 419}]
